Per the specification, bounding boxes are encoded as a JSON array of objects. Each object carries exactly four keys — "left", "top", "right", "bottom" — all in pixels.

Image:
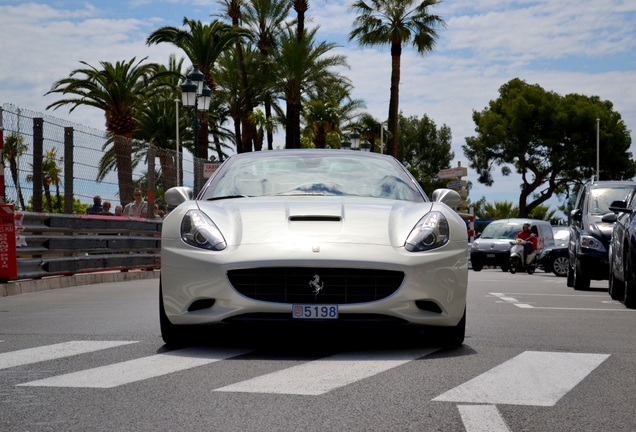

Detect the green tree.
[
  {"left": 274, "top": 27, "right": 348, "bottom": 149},
  {"left": 25, "top": 195, "right": 88, "bottom": 214},
  {"left": 3, "top": 133, "right": 28, "bottom": 210},
  {"left": 27, "top": 148, "right": 62, "bottom": 213},
  {"left": 147, "top": 18, "right": 239, "bottom": 159},
  {"left": 349, "top": 0, "right": 446, "bottom": 158},
  {"left": 304, "top": 79, "right": 366, "bottom": 149},
  {"left": 45, "top": 58, "right": 173, "bottom": 206},
  {"left": 479, "top": 200, "right": 518, "bottom": 220},
  {"left": 218, "top": 0, "right": 256, "bottom": 153},
  {"left": 347, "top": 113, "right": 385, "bottom": 152},
  {"left": 292, "top": 0, "right": 309, "bottom": 42},
  {"left": 397, "top": 113, "right": 454, "bottom": 195},
  {"left": 463, "top": 78, "right": 636, "bottom": 217},
  {"left": 131, "top": 55, "right": 185, "bottom": 191},
  {"left": 243, "top": 0, "right": 292, "bottom": 150}
]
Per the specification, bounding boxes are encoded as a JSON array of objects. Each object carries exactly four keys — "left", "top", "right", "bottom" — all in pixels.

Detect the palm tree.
[
  {"left": 45, "top": 57, "right": 173, "bottom": 205},
  {"left": 3, "top": 133, "right": 28, "bottom": 210},
  {"left": 274, "top": 27, "right": 349, "bottom": 149},
  {"left": 349, "top": 0, "right": 446, "bottom": 158},
  {"left": 303, "top": 100, "right": 339, "bottom": 148},
  {"left": 304, "top": 79, "right": 366, "bottom": 148},
  {"left": 243, "top": 0, "right": 292, "bottom": 150},
  {"left": 147, "top": 18, "right": 239, "bottom": 158},
  {"left": 27, "top": 148, "right": 62, "bottom": 212},
  {"left": 131, "top": 55, "right": 186, "bottom": 191},
  {"left": 292, "top": 0, "right": 309, "bottom": 42},
  {"left": 218, "top": 0, "right": 256, "bottom": 153}
]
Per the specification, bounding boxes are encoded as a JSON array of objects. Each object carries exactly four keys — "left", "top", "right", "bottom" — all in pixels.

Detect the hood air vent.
[{"left": 289, "top": 215, "right": 342, "bottom": 222}]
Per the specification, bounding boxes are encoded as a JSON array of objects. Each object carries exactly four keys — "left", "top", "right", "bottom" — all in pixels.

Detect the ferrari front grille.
[{"left": 227, "top": 267, "right": 404, "bottom": 304}]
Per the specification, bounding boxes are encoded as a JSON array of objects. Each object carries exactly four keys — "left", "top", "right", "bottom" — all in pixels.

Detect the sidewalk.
[{"left": 0, "top": 269, "right": 160, "bottom": 297}]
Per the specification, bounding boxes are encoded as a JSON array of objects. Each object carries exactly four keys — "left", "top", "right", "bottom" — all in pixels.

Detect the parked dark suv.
[{"left": 567, "top": 180, "right": 636, "bottom": 290}]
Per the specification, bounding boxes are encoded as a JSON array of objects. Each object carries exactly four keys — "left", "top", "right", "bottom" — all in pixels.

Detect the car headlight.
[
  {"left": 405, "top": 211, "right": 449, "bottom": 252},
  {"left": 580, "top": 235, "right": 606, "bottom": 253},
  {"left": 180, "top": 210, "right": 227, "bottom": 251}
]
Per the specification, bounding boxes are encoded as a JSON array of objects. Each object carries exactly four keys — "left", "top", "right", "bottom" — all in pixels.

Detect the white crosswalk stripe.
[
  {"left": 433, "top": 351, "right": 610, "bottom": 406},
  {"left": 0, "top": 341, "right": 137, "bottom": 371},
  {"left": 18, "top": 347, "right": 252, "bottom": 388},
  {"left": 215, "top": 348, "right": 439, "bottom": 395}
]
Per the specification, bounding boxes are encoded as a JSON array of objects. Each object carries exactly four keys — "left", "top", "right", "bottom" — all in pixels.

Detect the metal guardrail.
[{"left": 11, "top": 212, "right": 161, "bottom": 281}]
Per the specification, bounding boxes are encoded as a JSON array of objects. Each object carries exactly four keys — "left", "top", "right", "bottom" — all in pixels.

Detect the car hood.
[
  {"left": 587, "top": 214, "right": 615, "bottom": 240},
  {"left": 189, "top": 196, "right": 439, "bottom": 247},
  {"left": 471, "top": 238, "right": 513, "bottom": 252}
]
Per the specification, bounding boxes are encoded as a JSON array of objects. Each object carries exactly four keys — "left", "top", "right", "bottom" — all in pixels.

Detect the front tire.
[
  {"left": 552, "top": 256, "right": 569, "bottom": 277},
  {"left": 609, "top": 269, "right": 625, "bottom": 301},
  {"left": 573, "top": 260, "right": 590, "bottom": 291},
  {"left": 437, "top": 309, "right": 466, "bottom": 348},
  {"left": 160, "top": 284, "right": 192, "bottom": 348},
  {"left": 471, "top": 261, "right": 483, "bottom": 272},
  {"left": 567, "top": 263, "right": 574, "bottom": 287}
]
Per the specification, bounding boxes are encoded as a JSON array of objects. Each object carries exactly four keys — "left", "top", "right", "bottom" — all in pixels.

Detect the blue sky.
[{"left": 2, "top": 0, "right": 636, "bottom": 218}]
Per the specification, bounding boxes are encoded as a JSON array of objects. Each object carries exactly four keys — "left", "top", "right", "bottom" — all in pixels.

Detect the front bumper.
[
  {"left": 470, "top": 250, "right": 509, "bottom": 268},
  {"left": 577, "top": 251, "right": 610, "bottom": 280},
  {"left": 161, "top": 238, "right": 468, "bottom": 328}
]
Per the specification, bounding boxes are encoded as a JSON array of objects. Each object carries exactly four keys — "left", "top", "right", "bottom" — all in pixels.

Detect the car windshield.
[
  {"left": 588, "top": 186, "right": 634, "bottom": 215},
  {"left": 480, "top": 222, "right": 523, "bottom": 240},
  {"left": 200, "top": 151, "right": 426, "bottom": 202}
]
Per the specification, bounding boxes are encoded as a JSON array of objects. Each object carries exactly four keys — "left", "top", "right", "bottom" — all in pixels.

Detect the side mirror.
[
  {"left": 609, "top": 200, "right": 631, "bottom": 214},
  {"left": 602, "top": 212, "right": 617, "bottom": 223},
  {"left": 569, "top": 208, "right": 582, "bottom": 222},
  {"left": 431, "top": 188, "right": 461, "bottom": 210},
  {"left": 165, "top": 186, "right": 193, "bottom": 206}
]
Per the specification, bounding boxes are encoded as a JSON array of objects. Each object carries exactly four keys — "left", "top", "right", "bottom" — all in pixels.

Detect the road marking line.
[
  {"left": 490, "top": 292, "right": 631, "bottom": 311},
  {"left": 458, "top": 405, "right": 511, "bottom": 432},
  {"left": 490, "top": 293, "right": 519, "bottom": 303},
  {"left": 433, "top": 351, "right": 609, "bottom": 406},
  {"left": 526, "top": 307, "right": 634, "bottom": 311},
  {"left": 215, "top": 348, "right": 438, "bottom": 395},
  {"left": 18, "top": 347, "right": 251, "bottom": 388},
  {"left": 0, "top": 341, "right": 137, "bottom": 371}
]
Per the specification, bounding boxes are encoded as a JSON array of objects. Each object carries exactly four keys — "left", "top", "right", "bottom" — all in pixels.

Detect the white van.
[{"left": 470, "top": 218, "right": 555, "bottom": 272}]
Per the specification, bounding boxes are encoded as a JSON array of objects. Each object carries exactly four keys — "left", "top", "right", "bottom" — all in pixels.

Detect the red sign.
[
  {"left": 203, "top": 163, "right": 221, "bottom": 179},
  {"left": 0, "top": 204, "right": 17, "bottom": 280},
  {"left": 437, "top": 166, "right": 468, "bottom": 179}
]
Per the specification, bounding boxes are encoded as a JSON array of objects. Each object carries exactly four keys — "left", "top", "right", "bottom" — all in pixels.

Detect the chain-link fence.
[{"left": 0, "top": 103, "right": 209, "bottom": 214}]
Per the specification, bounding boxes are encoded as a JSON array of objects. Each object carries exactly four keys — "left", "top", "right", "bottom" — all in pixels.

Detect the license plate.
[
  {"left": 487, "top": 254, "right": 495, "bottom": 258},
  {"left": 292, "top": 304, "right": 339, "bottom": 319}
]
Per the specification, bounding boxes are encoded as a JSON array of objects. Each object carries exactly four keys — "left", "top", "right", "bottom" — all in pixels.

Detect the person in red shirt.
[{"left": 516, "top": 223, "right": 536, "bottom": 264}]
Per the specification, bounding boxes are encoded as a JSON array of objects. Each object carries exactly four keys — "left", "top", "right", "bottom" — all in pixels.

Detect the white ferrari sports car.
[{"left": 161, "top": 149, "right": 468, "bottom": 347}]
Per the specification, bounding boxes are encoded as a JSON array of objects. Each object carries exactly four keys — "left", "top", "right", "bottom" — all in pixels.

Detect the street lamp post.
[
  {"left": 349, "top": 130, "right": 361, "bottom": 150},
  {"left": 340, "top": 129, "right": 371, "bottom": 151},
  {"left": 596, "top": 118, "right": 600, "bottom": 181},
  {"left": 340, "top": 134, "right": 352, "bottom": 150},
  {"left": 180, "top": 66, "right": 212, "bottom": 193},
  {"left": 379, "top": 122, "right": 387, "bottom": 154},
  {"left": 175, "top": 98, "right": 180, "bottom": 186}
]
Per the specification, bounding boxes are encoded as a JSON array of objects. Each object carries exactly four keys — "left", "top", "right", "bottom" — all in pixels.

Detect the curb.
[{"left": 0, "top": 270, "right": 160, "bottom": 297}]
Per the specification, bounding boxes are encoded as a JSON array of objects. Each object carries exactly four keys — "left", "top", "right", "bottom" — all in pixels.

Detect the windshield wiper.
[{"left": 206, "top": 195, "right": 249, "bottom": 201}]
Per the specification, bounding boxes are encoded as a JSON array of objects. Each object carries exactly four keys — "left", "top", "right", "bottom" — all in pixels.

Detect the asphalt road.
[{"left": 1, "top": 269, "right": 635, "bottom": 432}]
